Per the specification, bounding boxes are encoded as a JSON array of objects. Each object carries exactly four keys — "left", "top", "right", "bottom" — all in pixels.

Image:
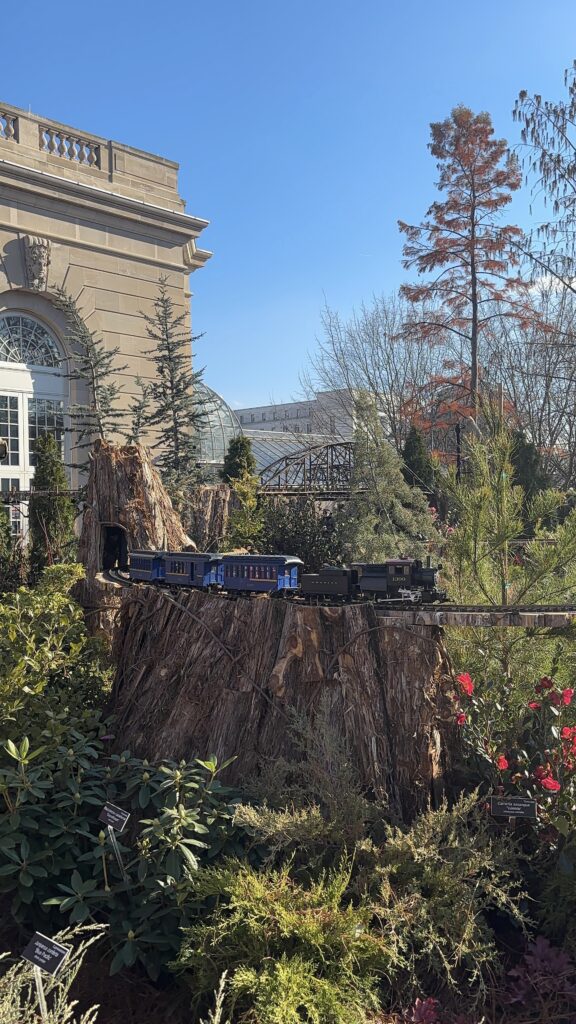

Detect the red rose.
[
  {"left": 539, "top": 776, "right": 561, "bottom": 792},
  {"left": 562, "top": 689, "right": 574, "bottom": 706},
  {"left": 455, "top": 712, "right": 466, "bottom": 726},
  {"left": 562, "top": 726, "right": 573, "bottom": 739},
  {"left": 549, "top": 691, "right": 562, "bottom": 706},
  {"left": 496, "top": 755, "right": 509, "bottom": 770},
  {"left": 528, "top": 701, "right": 541, "bottom": 710},
  {"left": 534, "top": 765, "right": 548, "bottom": 780},
  {"left": 539, "top": 676, "right": 554, "bottom": 690},
  {"left": 457, "top": 672, "right": 474, "bottom": 696}
]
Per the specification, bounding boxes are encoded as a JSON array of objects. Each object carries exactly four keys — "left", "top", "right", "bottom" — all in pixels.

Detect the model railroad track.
[{"left": 100, "top": 572, "right": 576, "bottom": 616}]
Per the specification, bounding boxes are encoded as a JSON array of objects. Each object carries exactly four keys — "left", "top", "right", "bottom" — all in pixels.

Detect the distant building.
[{"left": 234, "top": 390, "right": 355, "bottom": 439}]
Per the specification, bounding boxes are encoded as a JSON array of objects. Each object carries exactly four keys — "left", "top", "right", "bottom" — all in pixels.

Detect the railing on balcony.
[
  {"left": 0, "top": 110, "right": 18, "bottom": 141},
  {"left": 38, "top": 125, "right": 100, "bottom": 168}
]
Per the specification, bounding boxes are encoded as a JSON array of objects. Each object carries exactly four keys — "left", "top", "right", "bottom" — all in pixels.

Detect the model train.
[{"left": 126, "top": 550, "right": 446, "bottom": 605}]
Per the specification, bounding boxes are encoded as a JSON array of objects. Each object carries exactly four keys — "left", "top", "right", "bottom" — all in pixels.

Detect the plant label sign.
[
  {"left": 98, "top": 802, "right": 130, "bottom": 833},
  {"left": 489, "top": 795, "right": 538, "bottom": 820},
  {"left": 21, "top": 932, "right": 71, "bottom": 976}
]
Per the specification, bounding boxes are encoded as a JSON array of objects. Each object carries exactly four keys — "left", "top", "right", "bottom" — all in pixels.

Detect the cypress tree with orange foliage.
[{"left": 399, "top": 106, "right": 531, "bottom": 413}]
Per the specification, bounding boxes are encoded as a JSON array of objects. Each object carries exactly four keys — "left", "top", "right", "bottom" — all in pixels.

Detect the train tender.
[{"left": 126, "top": 550, "right": 445, "bottom": 604}]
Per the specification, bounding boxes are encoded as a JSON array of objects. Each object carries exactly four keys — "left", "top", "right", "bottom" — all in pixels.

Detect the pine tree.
[
  {"left": 29, "top": 434, "right": 76, "bottom": 574},
  {"left": 260, "top": 495, "right": 344, "bottom": 570},
  {"left": 53, "top": 287, "right": 127, "bottom": 454},
  {"left": 336, "top": 403, "right": 436, "bottom": 562},
  {"left": 221, "top": 435, "right": 257, "bottom": 483},
  {"left": 143, "top": 278, "right": 206, "bottom": 487},
  {"left": 399, "top": 106, "right": 529, "bottom": 411},
  {"left": 510, "top": 429, "right": 550, "bottom": 502},
  {"left": 402, "top": 425, "right": 435, "bottom": 492},
  {"left": 224, "top": 471, "right": 263, "bottom": 551}
]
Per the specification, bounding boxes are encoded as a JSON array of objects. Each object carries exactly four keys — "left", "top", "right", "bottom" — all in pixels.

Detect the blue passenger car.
[
  {"left": 164, "top": 552, "right": 223, "bottom": 588},
  {"left": 221, "top": 555, "right": 303, "bottom": 593},
  {"left": 128, "top": 550, "right": 167, "bottom": 582}
]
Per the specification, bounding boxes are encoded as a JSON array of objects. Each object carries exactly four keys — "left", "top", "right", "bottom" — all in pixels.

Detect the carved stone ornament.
[
  {"left": 22, "top": 234, "right": 51, "bottom": 291},
  {"left": 182, "top": 239, "right": 197, "bottom": 269}
]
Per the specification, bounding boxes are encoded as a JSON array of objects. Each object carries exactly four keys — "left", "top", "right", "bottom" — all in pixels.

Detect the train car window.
[{"left": 404, "top": 566, "right": 410, "bottom": 576}]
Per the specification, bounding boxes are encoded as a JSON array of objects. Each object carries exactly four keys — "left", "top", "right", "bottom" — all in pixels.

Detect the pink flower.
[
  {"left": 455, "top": 712, "right": 466, "bottom": 726},
  {"left": 528, "top": 701, "right": 541, "bottom": 710},
  {"left": 539, "top": 776, "right": 561, "bottom": 792},
  {"left": 561, "top": 726, "right": 573, "bottom": 739},
  {"left": 456, "top": 672, "right": 474, "bottom": 696},
  {"left": 562, "top": 688, "right": 574, "bottom": 706},
  {"left": 496, "top": 755, "right": 509, "bottom": 771}
]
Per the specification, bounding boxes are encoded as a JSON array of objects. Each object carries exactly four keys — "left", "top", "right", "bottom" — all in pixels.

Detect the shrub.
[
  {"left": 370, "top": 794, "right": 527, "bottom": 1006},
  {"left": 0, "top": 733, "right": 241, "bottom": 980},
  {"left": 174, "top": 859, "right": 400, "bottom": 1022}
]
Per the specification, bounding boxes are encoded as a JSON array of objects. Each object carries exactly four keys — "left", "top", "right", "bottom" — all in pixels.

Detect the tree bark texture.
[
  {"left": 75, "top": 440, "right": 192, "bottom": 633},
  {"left": 186, "top": 483, "right": 234, "bottom": 551},
  {"left": 111, "top": 586, "right": 453, "bottom": 822}
]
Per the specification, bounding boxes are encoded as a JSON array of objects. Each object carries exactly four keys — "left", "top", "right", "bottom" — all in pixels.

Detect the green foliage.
[
  {"left": 442, "top": 429, "right": 576, "bottom": 680},
  {"left": 221, "top": 435, "right": 256, "bottom": 484},
  {"left": 402, "top": 424, "right": 434, "bottom": 492},
  {"left": 29, "top": 434, "right": 76, "bottom": 575},
  {"left": 372, "top": 793, "right": 527, "bottom": 1004},
  {"left": 0, "top": 729, "right": 241, "bottom": 980},
  {"left": 336, "top": 402, "right": 436, "bottom": 561},
  {"left": 53, "top": 288, "right": 126, "bottom": 451},
  {"left": 224, "top": 472, "right": 263, "bottom": 551},
  {"left": 0, "top": 565, "right": 109, "bottom": 724},
  {"left": 125, "top": 375, "right": 151, "bottom": 445},
  {"left": 143, "top": 277, "right": 206, "bottom": 488},
  {"left": 0, "top": 925, "right": 103, "bottom": 1024},
  {"left": 174, "top": 859, "right": 391, "bottom": 1023},
  {"left": 259, "top": 496, "right": 344, "bottom": 570},
  {"left": 510, "top": 428, "right": 551, "bottom": 505}
]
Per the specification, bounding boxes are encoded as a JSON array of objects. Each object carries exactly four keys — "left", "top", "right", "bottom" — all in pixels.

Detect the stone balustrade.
[
  {"left": 0, "top": 110, "right": 18, "bottom": 141},
  {"left": 38, "top": 124, "right": 100, "bottom": 168}
]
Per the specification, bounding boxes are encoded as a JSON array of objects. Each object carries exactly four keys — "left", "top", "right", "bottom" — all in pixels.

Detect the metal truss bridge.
[{"left": 259, "top": 441, "right": 355, "bottom": 498}]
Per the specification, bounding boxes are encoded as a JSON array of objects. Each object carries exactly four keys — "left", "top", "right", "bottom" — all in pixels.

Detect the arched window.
[
  {"left": 0, "top": 313, "right": 67, "bottom": 536},
  {"left": 0, "top": 314, "right": 61, "bottom": 367}
]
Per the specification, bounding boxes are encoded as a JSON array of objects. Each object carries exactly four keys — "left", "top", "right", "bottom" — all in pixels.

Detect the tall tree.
[
  {"left": 336, "top": 402, "right": 436, "bottom": 562},
  {"left": 402, "top": 424, "right": 435, "bottom": 492},
  {"left": 221, "top": 435, "right": 257, "bottom": 484},
  {"left": 53, "top": 288, "right": 126, "bottom": 454},
  {"left": 399, "top": 106, "right": 528, "bottom": 411},
  {"left": 143, "top": 278, "right": 205, "bottom": 488},
  {"left": 29, "top": 434, "right": 76, "bottom": 574},
  {"left": 514, "top": 63, "right": 576, "bottom": 284},
  {"left": 224, "top": 471, "right": 263, "bottom": 551}
]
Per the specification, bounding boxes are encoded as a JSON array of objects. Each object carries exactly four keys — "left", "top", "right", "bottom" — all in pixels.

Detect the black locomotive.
[{"left": 125, "top": 550, "right": 445, "bottom": 605}]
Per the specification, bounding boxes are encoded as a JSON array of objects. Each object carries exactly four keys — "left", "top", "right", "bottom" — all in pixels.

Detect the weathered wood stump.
[
  {"left": 111, "top": 587, "right": 453, "bottom": 822},
  {"left": 186, "top": 483, "right": 234, "bottom": 551},
  {"left": 75, "top": 440, "right": 192, "bottom": 633}
]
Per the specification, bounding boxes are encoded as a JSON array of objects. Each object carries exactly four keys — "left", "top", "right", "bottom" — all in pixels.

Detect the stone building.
[
  {"left": 0, "top": 102, "right": 211, "bottom": 534},
  {"left": 235, "top": 389, "right": 355, "bottom": 438}
]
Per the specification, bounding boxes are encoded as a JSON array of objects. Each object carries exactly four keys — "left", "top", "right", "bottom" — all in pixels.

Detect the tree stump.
[
  {"left": 111, "top": 587, "right": 453, "bottom": 822},
  {"left": 186, "top": 483, "right": 234, "bottom": 551},
  {"left": 75, "top": 440, "right": 192, "bottom": 633}
]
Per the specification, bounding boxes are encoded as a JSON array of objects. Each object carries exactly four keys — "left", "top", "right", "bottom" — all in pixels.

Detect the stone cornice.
[{"left": 0, "top": 157, "right": 212, "bottom": 250}]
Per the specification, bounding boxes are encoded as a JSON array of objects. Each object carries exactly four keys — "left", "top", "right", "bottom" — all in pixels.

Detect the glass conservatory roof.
[{"left": 196, "top": 382, "right": 241, "bottom": 467}]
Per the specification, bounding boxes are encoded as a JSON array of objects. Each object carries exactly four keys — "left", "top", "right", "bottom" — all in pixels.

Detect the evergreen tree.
[
  {"left": 402, "top": 425, "right": 435, "bottom": 492},
  {"left": 53, "top": 287, "right": 127, "bottom": 453},
  {"left": 224, "top": 471, "right": 263, "bottom": 551},
  {"left": 260, "top": 495, "right": 344, "bottom": 571},
  {"left": 125, "top": 376, "right": 151, "bottom": 445},
  {"left": 221, "top": 435, "right": 257, "bottom": 484},
  {"left": 336, "top": 403, "right": 436, "bottom": 562},
  {"left": 29, "top": 434, "right": 76, "bottom": 574},
  {"left": 510, "top": 429, "right": 550, "bottom": 502},
  {"left": 143, "top": 277, "right": 206, "bottom": 487}
]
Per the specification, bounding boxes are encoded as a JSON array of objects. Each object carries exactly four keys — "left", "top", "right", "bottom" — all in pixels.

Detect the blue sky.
[{"left": 3, "top": 1, "right": 576, "bottom": 406}]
